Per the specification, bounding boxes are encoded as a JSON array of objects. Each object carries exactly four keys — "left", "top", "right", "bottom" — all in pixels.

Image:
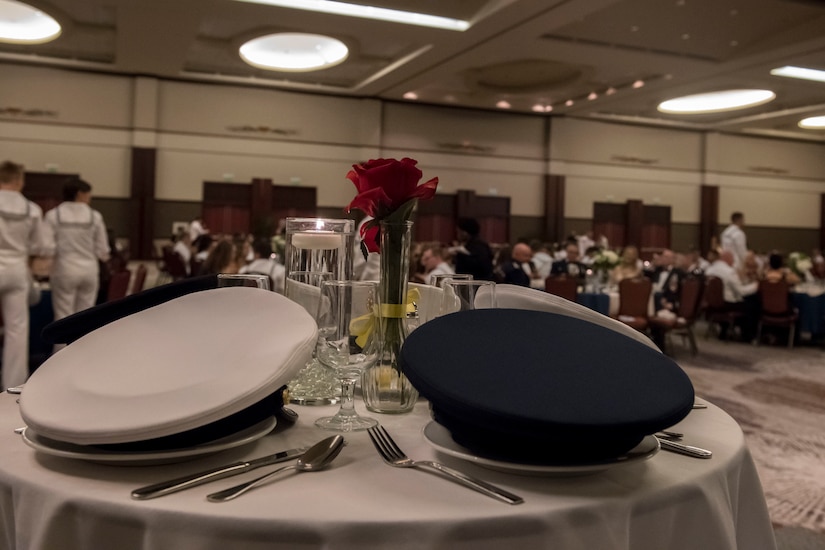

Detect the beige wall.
[{"left": 2, "top": 63, "right": 824, "bottom": 247}]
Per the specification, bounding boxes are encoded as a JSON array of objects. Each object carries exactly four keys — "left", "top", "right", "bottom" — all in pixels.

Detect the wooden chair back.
[
  {"left": 544, "top": 276, "right": 578, "bottom": 302},
  {"left": 677, "top": 276, "right": 704, "bottom": 321},
  {"left": 618, "top": 277, "right": 652, "bottom": 318},
  {"left": 106, "top": 269, "right": 132, "bottom": 302},
  {"left": 131, "top": 264, "right": 148, "bottom": 295},
  {"left": 162, "top": 246, "right": 188, "bottom": 280},
  {"left": 759, "top": 280, "right": 792, "bottom": 316},
  {"left": 703, "top": 276, "right": 725, "bottom": 309}
]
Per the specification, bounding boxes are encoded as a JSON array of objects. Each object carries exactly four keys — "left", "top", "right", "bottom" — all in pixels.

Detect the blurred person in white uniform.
[
  {"left": 43, "top": 178, "right": 110, "bottom": 323},
  {"left": 720, "top": 212, "right": 747, "bottom": 270},
  {"left": 0, "top": 161, "right": 47, "bottom": 390}
]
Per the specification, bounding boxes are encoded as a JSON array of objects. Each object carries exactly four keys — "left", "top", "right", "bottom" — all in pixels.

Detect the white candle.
[{"left": 291, "top": 231, "right": 342, "bottom": 250}]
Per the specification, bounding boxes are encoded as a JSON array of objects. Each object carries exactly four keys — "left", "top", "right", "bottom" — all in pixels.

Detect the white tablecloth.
[{"left": 0, "top": 393, "right": 776, "bottom": 550}]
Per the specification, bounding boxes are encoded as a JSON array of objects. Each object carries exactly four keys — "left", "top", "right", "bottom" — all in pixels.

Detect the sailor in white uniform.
[
  {"left": 43, "top": 178, "right": 110, "bottom": 324},
  {"left": 0, "top": 161, "right": 47, "bottom": 389}
]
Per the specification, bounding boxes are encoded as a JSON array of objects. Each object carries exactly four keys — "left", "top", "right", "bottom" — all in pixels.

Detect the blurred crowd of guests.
[{"left": 163, "top": 217, "right": 286, "bottom": 294}]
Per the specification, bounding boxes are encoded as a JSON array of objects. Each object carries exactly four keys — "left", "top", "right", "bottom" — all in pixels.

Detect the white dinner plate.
[
  {"left": 20, "top": 288, "right": 317, "bottom": 445},
  {"left": 21, "top": 417, "right": 277, "bottom": 466},
  {"left": 423, "top": 421, "right": 660, "bottom": 476}
]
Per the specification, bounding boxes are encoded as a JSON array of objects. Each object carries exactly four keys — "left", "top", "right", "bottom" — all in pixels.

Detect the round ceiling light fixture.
[
  {"left": 0, "top": 0, "right": 61, "bottom": 44},
  {"left": 799, "top": 116, "right": 825, "bottom": 129},
  {"left": 239, "top": 32, "right": 348, "bottom": 72},
  {"left": 658, "top": 89, "right": 775, "bottom": 114}
]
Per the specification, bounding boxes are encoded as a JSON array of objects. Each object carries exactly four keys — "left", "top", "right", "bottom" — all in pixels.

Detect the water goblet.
[
  {"left": 314, "top": 281, "right": 380, "bottom": 432},
  {"left": 217, "top": 273, "right": 270, "bottom": 290},
  {"left": 430, "top": 273, "right": 472, "bottom": 288},
  {"left": 439, "top": 279, "right": 496, "bottom": 317}
]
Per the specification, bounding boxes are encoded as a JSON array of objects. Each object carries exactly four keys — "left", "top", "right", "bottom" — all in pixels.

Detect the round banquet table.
[{"left": 0, "top": 393, "right": 776, "bottom": 550}]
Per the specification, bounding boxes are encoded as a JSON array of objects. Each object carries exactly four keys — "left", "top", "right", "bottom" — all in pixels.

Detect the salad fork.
[{"left": 366, "top": 425, "right": 524, "bottom": 505}]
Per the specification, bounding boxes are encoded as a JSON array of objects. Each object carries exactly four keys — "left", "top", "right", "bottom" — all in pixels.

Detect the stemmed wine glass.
[{"left": 314, "top": 280, "right": 380, "bottom": 432}]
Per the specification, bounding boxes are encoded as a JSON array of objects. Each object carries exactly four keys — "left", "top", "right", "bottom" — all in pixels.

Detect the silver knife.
[
  {"left": 657, "top": 437, "right": 713, "bottom": 459},
  {"left": 131, "top": 447, "right": 306, "bottom": 500}
]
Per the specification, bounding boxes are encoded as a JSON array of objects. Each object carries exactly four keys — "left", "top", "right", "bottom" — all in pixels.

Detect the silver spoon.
[{"left": 207, "top": 435, "right": 345, "bottom": 502}]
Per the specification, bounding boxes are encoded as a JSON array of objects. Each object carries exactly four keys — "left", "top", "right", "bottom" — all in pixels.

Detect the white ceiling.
[{"left": 4, "top": 0, "right": 825, "bottom": 141}]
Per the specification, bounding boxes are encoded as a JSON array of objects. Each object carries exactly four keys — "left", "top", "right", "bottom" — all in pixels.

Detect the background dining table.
[
  {"left": 0, "top": 392, "right": 776, "bottom": 550},
  {"left": 791, "top": 285, "right": 825, "bottom": 339}
]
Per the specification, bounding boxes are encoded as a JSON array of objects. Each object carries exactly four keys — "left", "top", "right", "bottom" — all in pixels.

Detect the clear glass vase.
[{"left": 361, "top": 220, "right": 419, "bottom": 414}]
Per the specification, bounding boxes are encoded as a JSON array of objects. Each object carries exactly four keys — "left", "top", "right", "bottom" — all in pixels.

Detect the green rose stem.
[{"left": 362, "top": 217, "right": 419, "bottom": 413}]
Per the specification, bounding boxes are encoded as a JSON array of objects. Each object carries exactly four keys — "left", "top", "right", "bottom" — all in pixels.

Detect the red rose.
[
  {"left": 345, "top": 158, "right": 438, "bottom": 219},
  {"left": 360, "top": 222, "right": 381, "bottom": 254}
]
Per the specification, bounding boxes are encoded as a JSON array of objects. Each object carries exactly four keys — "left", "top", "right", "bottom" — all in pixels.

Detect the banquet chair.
[
  {"left": 106, "top": 269, "right": 132, "bottom": 302},
  {"left": 756, "top": 279, "right": 798, "bottom": 349},
  {"left": 130, "top": 264, "right": 148, "bottom": 295},
  {"left": 158, "top": 246, "right": 188, "bottom": 283},
  {"left": 616, "top": 277, "right": 652, "bottom": 333},
  {"left": 703, "top": 276, "right": 744, "bottom": 340},
  {"left": 649, "top": 275, "right": 704, "bottom": 356},
  {"left": 544, "top": 275, "right": 578, "bottom": 302}
]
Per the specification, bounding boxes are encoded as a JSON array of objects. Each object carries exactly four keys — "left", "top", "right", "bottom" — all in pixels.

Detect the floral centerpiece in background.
[
  {"left": 589, "top": 249, "right": 619, "bottom": 291},
  {"left": 345, "top": 158, "right": 438, "bottom": 413},
  {"left": 591, "top": 249, "right": 620, "bottom": 272},
  {"left": 788, "top": 251, "right": 812, "bottom": 279}
]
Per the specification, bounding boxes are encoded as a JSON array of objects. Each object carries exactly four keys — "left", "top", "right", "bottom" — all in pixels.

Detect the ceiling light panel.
[
  {"left": 240, "top": 33, "right": 348, "bottom": 72},
  {"left": 658, "top": 89, "right": 776, "bottom": 114},
  {"left": 799, "top": 116, "right": 825, "bottom": 129},
  {"left": 0, "top": 0, "right": 61, "bottom": 44},
  {"left": 771, "top": 66, "right": 825, "bottom": 84},
  {"left": 232, "top": 0, "right": 470, "bottom": 31}
]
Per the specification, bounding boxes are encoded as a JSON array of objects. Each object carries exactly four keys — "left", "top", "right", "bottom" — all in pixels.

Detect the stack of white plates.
[{"left": 19, "top": 288, "right": 317, "bottom": 464}]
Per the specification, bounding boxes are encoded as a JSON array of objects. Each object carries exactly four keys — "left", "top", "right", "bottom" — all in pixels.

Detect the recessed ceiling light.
[
  {"left": 0, "top": 0, "right": 61, "bottom": 44},
  {"left": 587, "top": 92, "right": 598, "bottom": 101},
  {"left": 496, "top": 100, "right": 511, "bottom": 109},
  {"left": 239, "top": 33, "right": 348, "bottom": 72},
  {"left": 565, "top": 99, "right": 574, "bottom": 107},
  {"left": 233, "top": 0, "right": 469, "bottom": 31},
  {"left": 632, "top": 80, "right": 645, "bottom": 89},
  {"left": 771, "top": 65, "right": 825, "bottom": 84},
  {"left": 658, "top": 89, "right": 776, "bottom": 114},
  {"left": 531, "top": 104, "right": 551, "bottom": 113},
  {"left": 799, "top": 116, "right": 825, "bottom": 129},
  {"left": 605, "top": 87, "right": 617, "bottom": 95},
  {"left": 403, "top": 91, "right": 418, "bottom": 100}
]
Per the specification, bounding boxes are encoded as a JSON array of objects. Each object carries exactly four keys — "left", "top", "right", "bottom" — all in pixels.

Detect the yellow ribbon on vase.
[{"left": 350, "top": 287, "right": 420, "bottom": 348}]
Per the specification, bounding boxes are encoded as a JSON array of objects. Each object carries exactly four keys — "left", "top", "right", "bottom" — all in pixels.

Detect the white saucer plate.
[
  {"left": 22, "top": 416, "right": 277, "bottom": 466},
  {"left": 423, "top": 421, "right": 659, "bottom": 476}
]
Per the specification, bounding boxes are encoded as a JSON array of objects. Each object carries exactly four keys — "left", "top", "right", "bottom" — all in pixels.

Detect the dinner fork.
[{"left": 367, "top": 426, "right": 524, "bottom": 505}]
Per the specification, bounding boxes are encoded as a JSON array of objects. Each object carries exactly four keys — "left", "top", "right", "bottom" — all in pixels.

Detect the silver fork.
[{"left": 367, "top": 425, "right": 524, "bottom": 505}]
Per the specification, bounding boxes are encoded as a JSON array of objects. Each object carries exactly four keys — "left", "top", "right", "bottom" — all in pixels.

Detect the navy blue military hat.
[{"left": 400, "top": 309, "right": 694, "bottom": 463}]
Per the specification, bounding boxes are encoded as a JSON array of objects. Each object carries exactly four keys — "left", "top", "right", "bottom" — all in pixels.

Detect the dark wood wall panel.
[
  {"left": 131, "top": 148, "right": 157, "bottom": 260},
  {"left": 415, "top": 194, "right": 456, "bottom": 243},
  {"left": 22, "top": 171, "right": 77, "bottom": 213},
  {"left": 272, "top": 185, "right": 317, "bottom": 225},
  {"left": 544, "top": 175, "right": 565, "bottom": 243},
  {"left": 700, "top": 185, "right": 719, "bottom": 256},
  {"left": 593, "top": 202, "right": 627, "bottom": 248}
]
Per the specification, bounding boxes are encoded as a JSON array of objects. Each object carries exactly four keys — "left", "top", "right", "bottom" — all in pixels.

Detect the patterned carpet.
[{"left": 671, "top": 324, "right": 825, "bottom": 547}]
